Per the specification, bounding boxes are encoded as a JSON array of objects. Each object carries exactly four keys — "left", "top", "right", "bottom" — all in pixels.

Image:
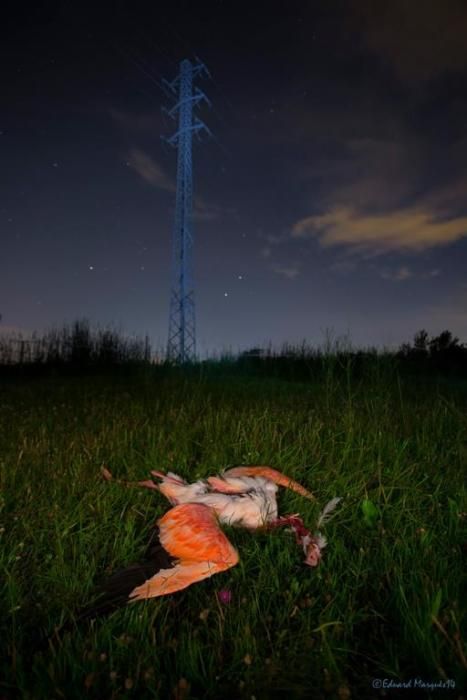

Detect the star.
[
  {"left": 238, "top": 275, "right": 243, "bottom": 280},
  {"left": 88, "top": 266, "right": 94, "bottom": 271},
  {"left": 224, "top": 292, "right": 228, "bottom": 297}
]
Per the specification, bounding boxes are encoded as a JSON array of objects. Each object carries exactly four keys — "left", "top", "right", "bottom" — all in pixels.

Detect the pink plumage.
[{"left": 91, "top": 465, "right": 339, "bottom": 611}]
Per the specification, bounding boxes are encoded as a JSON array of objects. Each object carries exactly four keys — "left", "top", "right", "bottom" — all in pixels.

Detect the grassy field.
[{"left": 0, "top": 357, "right": 466, "bottom": 699}]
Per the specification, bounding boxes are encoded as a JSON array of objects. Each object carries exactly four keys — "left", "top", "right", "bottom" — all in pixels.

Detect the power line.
[
  {"left": 125, "top": 23, "right": 179, "bottom": 69},
  {"left": 150, "top": 19, "right": 235, "bottom": 125},
  {"left": 108, "top": 33, "right": 229, "bottom": 163},
  {"left": 111, "top": 41, "right": 168, "bottom": 95}
]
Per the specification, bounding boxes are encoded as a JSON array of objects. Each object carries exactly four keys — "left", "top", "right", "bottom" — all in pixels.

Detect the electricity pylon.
[{"left": 162, "top": 58, "right": 212, "bottom": 363}]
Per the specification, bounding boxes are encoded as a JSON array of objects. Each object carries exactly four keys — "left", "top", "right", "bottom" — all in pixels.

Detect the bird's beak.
[{"left": 303, "top": 540, "right": 322, "bottom": 567}]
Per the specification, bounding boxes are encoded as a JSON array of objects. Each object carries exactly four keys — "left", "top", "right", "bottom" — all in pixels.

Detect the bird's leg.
[
  {"left": 101, "top": 467, "right": 159, "bottom": 491},
  {"left": 150, "top": 470, "right": 186, "bottom": 485}
]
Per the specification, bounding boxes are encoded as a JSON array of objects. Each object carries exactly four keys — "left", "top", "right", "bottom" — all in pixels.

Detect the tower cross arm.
[
  {"left": 162, "top": 88, "right": 212, "bottom": 120},
  {"left": 162, "top": 119, "right": 213, "bottom": 147}
]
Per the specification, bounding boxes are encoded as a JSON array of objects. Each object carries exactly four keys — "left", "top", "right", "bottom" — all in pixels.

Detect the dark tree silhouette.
[
  {"left": 429, "top": 330, "right": 459, "bottom": 354},
  {"left": 413, "top": 329, "right": 429, "bottom": 354}
]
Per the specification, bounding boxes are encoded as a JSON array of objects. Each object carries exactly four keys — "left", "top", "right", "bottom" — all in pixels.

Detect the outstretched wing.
[
  {"left": 77, "top": 504, "right": 238, "bottom": 619},
  {"left": 129, "top": 503, "right": 239, "bottom": 601},
  {"left": 75, "top": 524, "right": 178, "bottom": 620}
]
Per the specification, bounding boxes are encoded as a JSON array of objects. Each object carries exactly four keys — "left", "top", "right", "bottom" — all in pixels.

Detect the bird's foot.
[{"left": 136, "top": 479, "right": 159, "bottom": 491}]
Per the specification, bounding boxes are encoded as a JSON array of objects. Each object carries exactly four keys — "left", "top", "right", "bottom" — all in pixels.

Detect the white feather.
[
  {"left": 316, "top": 497, "right": 342, "bottom": 529},
  {"left": 315, "top": 533, "right": 327, "bottom": 549}
]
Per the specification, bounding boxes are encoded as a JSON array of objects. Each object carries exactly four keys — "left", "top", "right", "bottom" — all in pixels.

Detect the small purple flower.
[{"left": 217, "top": 589, "right": 232, "bottom": 605}]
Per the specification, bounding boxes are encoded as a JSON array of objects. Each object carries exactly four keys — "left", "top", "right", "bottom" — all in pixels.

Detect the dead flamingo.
[{"left": 81, "top": 466, "right": 340, "bottom": 616}]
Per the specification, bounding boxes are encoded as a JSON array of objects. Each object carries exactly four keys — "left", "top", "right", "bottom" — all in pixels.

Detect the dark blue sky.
[{"left": 2, "top": 1, "right": 467, "bottom": 356}]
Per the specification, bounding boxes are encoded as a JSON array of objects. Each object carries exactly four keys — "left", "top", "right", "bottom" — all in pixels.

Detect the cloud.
[
  {"left": 297, "top": 133, "right": 430, "bottom": 221},
  {"left": 379, "top": 266, "right": 412, "bottom": 282},
  {"left": 324, "top": 137, "right": 423, "bottom": 211},
  {"left": 331, "top": 260, "right": 441, "bottom": 281},
  {"left": 127, "top": 148, "right": 175, "bottom": 192},
  {"left": 192, "top": 197, "right": 237, "bottom": 222},
  {"left": 264, "top": 67, "right": 466, "bottom": 229},
  {"left": 127, "top": 149, "right": 236, "bottom": 221},
  {"left": 271, "top": 264, "right": 300, "bottom": 280},
  {"left": 348, "top": 0, "right": 467, "bottom": 84},
  {"left": 291, "top": 126, "right": 467, "bottom": 258},
  {"left": 425, "top": 170, "right": 467, "bottom": 216},
  {"left": 329, "top": 260, "right": 357, "bottom": 275},
  {"left": 257, "top": 232, "right": 290, "bottom": 260},
  {"left": 262, "top": 233, "right": 286, "bottom": 245},
  {"left": 377, "top": 266, "right": 442, "bottom": 282},
  {"left": 291, "top": 205, "right": 467, "bottom": 256}
]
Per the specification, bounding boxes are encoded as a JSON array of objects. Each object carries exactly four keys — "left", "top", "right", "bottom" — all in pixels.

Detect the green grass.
[{"left": 0, "top": 359, "right": 466, "bottom": 699}]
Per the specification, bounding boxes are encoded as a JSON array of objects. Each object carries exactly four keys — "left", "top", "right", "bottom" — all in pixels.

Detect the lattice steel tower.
[{"left": 162, "top": 58, "right": 212, "bottom": 363}]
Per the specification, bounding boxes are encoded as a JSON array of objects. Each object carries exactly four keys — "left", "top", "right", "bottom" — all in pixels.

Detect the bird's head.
[
  {"left": 301, "top": 532, "right": 327, "bottom": 567},
  {"left": 269, "top": 514, "right": 327, "bottom": 567}
]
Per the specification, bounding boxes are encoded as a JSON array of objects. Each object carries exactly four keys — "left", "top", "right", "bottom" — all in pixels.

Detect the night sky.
[{"left": 3, "top": 1, "right": 467, "bottom": 357}]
